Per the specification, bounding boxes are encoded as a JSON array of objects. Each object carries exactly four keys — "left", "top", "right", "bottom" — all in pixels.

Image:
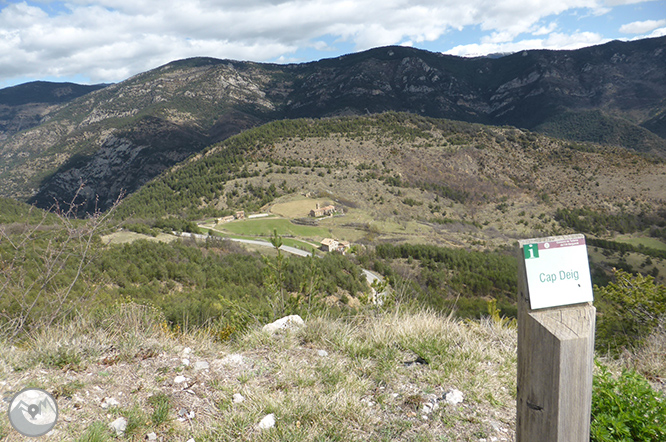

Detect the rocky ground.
[{"left": 0, "top": 305, "right": 518, "bottom": 441}]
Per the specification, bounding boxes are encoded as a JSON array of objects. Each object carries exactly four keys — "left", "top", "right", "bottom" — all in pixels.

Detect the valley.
[
  {"left": 114, "top": 113, "right": 666, "bottom": 285},
  {"left": 1, "top": 37, "right": 666, "bottom": 441}
]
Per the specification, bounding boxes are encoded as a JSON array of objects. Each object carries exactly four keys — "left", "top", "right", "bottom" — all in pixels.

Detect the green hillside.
[{"left": 536, "top": 109, "right": 666, "bottom": 155}]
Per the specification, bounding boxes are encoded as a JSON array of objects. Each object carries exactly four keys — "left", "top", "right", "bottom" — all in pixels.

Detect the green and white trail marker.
[{"left": 522, "top": 234, "right": 593, "bottom": 310}]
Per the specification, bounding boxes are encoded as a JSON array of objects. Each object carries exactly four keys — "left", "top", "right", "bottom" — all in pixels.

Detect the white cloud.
[
  {"left": 0, "top": 0, "right": 662, "bottom": 86},
  {"left": 446, "top": 31, "right": 607, "bottom": 57},
  {"left": 620, "top": 19, "right": 666, "bottom": 34},
  {"left": 531, "top": 22, "right": 559, "bottom": 36}
]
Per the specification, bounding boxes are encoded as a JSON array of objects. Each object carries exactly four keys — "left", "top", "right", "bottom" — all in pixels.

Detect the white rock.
[
  {"left": 317, "top": 350, "right": 329, "bottom": 357},
  {"left": 262, "top": 315, "right": 304, "bottom": 334},
  {"left": 101, "top": 397, "right": 119, "bottom": 409},
  {"left": 257, "top": 413, "right": 276, "bottom": 430},
  {"left": 182, "top": 347, "right": 192, "bottom": 356},
  {"left": 421, "top": 401, "right": 439, "bottom": 414},
  {"left": 220, "top": 354, "right": 245, "bottom": 366},
  {"left": 109, "top": 417, "right": 127, "bottom": 436},
  {"left": 186, "top": 439, "right": 195, "bottom": 442},
  {"left": 174, "top": 375, "right": 188, "bottom": 384},
  {"left": 233, "top": 393, "right": 245, "bottom": 403},
  {"left": 444, "top": 389, "right": 464, "bottom": 405},
  {"left": 146, "top": 432, "right": 158, "bottom": 441},
  {"left": 182, "top": 358, "right": 190, "bottom": 366},
  {"left": 177, "top": 407, "right": 195, "bottom": 422},
  {"left": 193, "top": 361, "right": 210, "bottom": 371}
]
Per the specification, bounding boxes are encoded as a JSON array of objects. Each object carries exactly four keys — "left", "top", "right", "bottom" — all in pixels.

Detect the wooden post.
[{"left": 516, "top": 235, "right": 595, "bottom": 442}]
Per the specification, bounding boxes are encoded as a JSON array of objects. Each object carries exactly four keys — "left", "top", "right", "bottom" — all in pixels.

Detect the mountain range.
[{"left": 0, "top": 36, "right": 665, "bottom": 213}]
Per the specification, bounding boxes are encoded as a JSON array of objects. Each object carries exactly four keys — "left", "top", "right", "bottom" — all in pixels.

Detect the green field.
[
  {"left": 216, "top": 218, "right": 330, "bottom": 239},
  {"left": 614, "top": 234, "right": 666, "bottom": 251}
]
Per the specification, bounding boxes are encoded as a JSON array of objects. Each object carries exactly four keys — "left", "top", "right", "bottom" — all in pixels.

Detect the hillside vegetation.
[
  {"left": 1, "top": 37, "right": 665, "bottom": 213},
  {"left": 1, "top": 113, "right": 666, "bottom": 440},
  {"left": 116, "top": 113, "right": 666, "bottom": 283}
]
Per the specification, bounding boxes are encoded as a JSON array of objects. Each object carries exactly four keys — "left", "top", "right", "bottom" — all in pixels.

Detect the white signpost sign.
[{"left": 522, "top": 235, "right": 594, "bottom": 309}]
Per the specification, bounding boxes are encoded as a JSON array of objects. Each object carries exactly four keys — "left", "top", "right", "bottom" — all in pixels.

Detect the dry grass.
[
  {"left": 101, "top": 230, "right": 177, "bottom": 245},
  {"left": 599, "top": 326, "right": 666, "bottom": 395},
  {"left": 270, "top": 198, "right": 334, "bottom": 218},
  {"left": 0, "top": 303, "right": 520, "bottom": 441},
  {"left": 3, "top": 302, "right": 662, "bottom": 441}
]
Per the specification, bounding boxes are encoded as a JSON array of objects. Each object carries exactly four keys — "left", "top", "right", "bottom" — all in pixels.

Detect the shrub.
[
  {"left": 595, "top": 269, "right": 666, "bottom": 352},
  {"left": 591, "top": 364, "right": 666, "bottom": 441}
]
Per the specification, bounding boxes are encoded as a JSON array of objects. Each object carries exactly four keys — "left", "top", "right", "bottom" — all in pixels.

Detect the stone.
[
  {"left": 193, "top": 361, "right": 210, "bottom": 371},
  {"left": 421, "top": 401, "right": 439, "bottom": 414},
  {"left": 233, "top": 393, "right": 245, "bottom": 403},
  {"left": 444, "top": 388, "right": 464, "bottom": 405},
  {"left": 182, "top": 358, "right": 190, "bottom": 366},
  {"left": 101, "top": 397, "right": 119, "bottom": 409},
  {"left": 109, "top": 417, "right": 127, "bottom": 436},
  {"left": 257, "top": 413, "right": 276, "bottom": 430},
  {"left": 178, "top": 408, "right": 195, "bottom": 421},
  {"left": 146, "top": 432, "right": 158, "bottom": 441},
  {"left": 220, "top": 354, "right": 245, "bottom": 366},
  {"left": 174, "top": 375, "right": 188, "bottom": 384},
  {"left": 262, "top": 315, "right": 304, "bottom": 334},
  {"left": 317, "top": 349, "right": 329, "bottom": 357}
]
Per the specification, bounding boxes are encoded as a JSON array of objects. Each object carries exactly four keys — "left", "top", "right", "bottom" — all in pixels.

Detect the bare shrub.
[{"left": 0, "top": 188, "right": 120, "bottom": 342}]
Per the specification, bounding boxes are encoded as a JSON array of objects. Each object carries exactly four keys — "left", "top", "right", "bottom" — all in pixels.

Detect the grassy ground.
[
  {"left": 270, "top": 197, "right": 335, "bottom": 218},
  {"left": 614, "top": 234, "right": 666, "bottom": 251},
  {"left": 588, "top": 247, "right": 666, "bottom": 285},
  {"left": 0, "top": 303, "right": 519, "bottom": 442},
  {"left": 1, "top": 304, "right": 664, "bottom": 441},
  {"left": 215, "top": 218, "right": 330, "bottom": 240}
]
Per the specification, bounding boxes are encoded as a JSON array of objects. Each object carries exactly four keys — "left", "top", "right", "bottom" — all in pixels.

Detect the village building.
[
  {"left": 217, "top": 215, "right": 235, "bottom": 224},
  {"left": 309, "top": 203, "right": 336, "bottom": 218},
  {"left": 320, "top": 238, "right": 352, "bottom": 253},
  {"left": 320, "top": 238, "right": 339, "bottom": 252},
  {"left": 235, "top": 210, "right": 245, "bottom": 220},
  {"left": 337, "top": 240, "right": 351, "bottom": 253}
]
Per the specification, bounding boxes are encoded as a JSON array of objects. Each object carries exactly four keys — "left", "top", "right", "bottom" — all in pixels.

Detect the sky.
[{"left": 1, "top": 0, "right": 665, "bottom": 88}]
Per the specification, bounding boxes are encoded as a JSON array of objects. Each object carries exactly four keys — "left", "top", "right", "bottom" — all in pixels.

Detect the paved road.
[
  {"left": 178, "top": 232, "right": 313, "bottom": 257},
  {"left": 362, "top": 269, "right": 384, "bottom": 285},
  {"left": 227, "top": 238, "right": 313, "bottom": 257}
]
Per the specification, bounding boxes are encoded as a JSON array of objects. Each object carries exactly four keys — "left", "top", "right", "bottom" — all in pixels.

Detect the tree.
[
  {"left": 263, "top": 229, "right": 286, "bottom": 319},
  {"left": 0, "top": 188, "right": 120, "bottom": 342},
  {"left": 595, "top": 268, "right": 666, "bottom": 352}
]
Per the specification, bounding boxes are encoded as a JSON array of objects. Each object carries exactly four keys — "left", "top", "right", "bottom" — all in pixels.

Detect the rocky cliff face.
[
  {"left": 1, "top": 36, "right": 664, "bottom": 212},
  {"left": 0, "top": 82, "right": 107, "bottom": 142}
]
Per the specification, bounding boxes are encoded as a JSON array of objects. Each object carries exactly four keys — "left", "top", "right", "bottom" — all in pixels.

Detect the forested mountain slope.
[{"left": 0, "top": 37, "right": 664, "bottom": 212}]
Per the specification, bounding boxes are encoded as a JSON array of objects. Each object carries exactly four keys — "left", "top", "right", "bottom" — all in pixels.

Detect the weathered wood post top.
[{"left": 516, "top": 234, "right": 596, "bottom": 442}]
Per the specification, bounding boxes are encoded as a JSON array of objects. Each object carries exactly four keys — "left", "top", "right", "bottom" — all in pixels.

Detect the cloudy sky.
[{"left": 1, "top": 0, "right": 665, "bottom": 88}]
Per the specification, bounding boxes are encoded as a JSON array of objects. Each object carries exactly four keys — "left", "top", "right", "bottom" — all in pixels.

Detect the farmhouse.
[
  {"left": 235, "top": 210, "right": 245, "bottom": 220},
  {"left": 309, "top": 203, "right": 336, "bottom": 217},
  {"left": 217, "top": 215, "right": 235, "bottom": 224},
  {"left": 320, "top": 238, "right": 351, "bottom": 253},
  {"left": 320, "top": 238, "right": 339, "bottom": 252}
]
